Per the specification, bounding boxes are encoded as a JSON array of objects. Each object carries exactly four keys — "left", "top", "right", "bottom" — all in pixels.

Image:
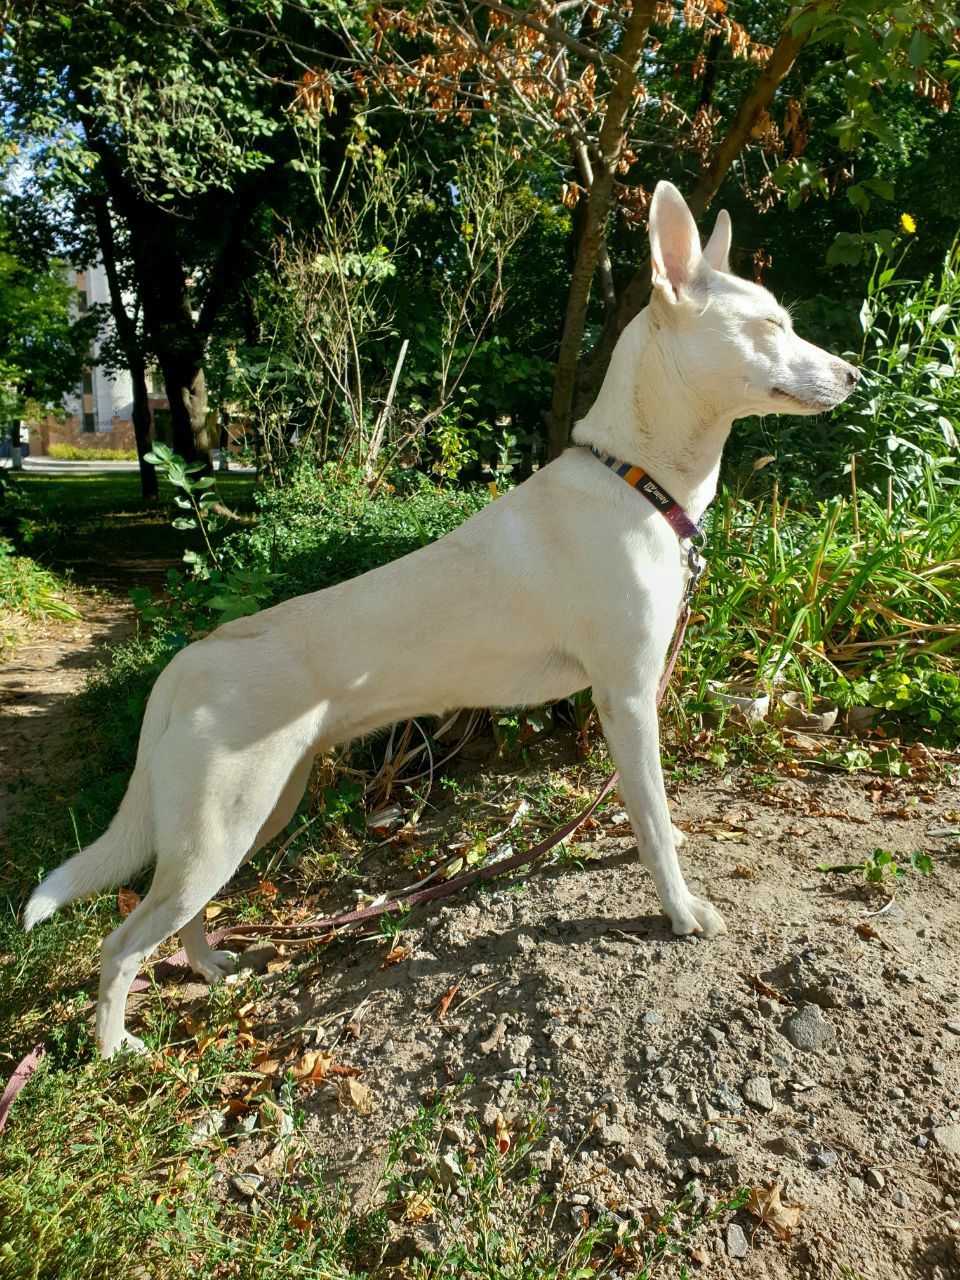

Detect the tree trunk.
[
  {"left": 156, "top": 344, "right": 211, "bottom": 467},
  {"left": 85, "top": 133, "right": 213, "bottom": 472},
  {"left": 573, "top": 15, "right": 810, "bottom": 418},
  {"left": 91, "top": 194, "right": 159, "bottom": 500},
  {"left": 545, "top": 0, "right": 657, "bottom": 459}
]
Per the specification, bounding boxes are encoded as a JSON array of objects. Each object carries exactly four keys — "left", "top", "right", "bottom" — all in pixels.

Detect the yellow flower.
[{"left": 900, "top": 213, "right": 917, "bottom": 234}]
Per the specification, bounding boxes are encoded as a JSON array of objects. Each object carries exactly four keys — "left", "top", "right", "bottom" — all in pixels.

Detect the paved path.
[{"left": 1, "top": 455, "right": 254, "bottom": 474}]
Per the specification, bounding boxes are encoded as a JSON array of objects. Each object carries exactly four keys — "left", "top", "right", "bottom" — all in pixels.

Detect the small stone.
[
  {"left": 504, "top": 1034, "right": 533, "bottom": 1066},
  {"left": 705, "top": 1026, "right": 726, "bottom": 1049},
  {"left": 815, "top": 1148, "right": 838, "bottom": 1169},
  {"left": 848, "top": 1177, "right": 866, "bottom": 1197},
  {"left": 642, "top": 1007, "right": 662, "bottom": 1028},
  {"left": 685, "top": 1087, "right": 699, "bottom": 1107},
  {"left": 231, "top": 1173, "right": 263, "bottom": 1197},
  {"left": 622, "top": 1148, "right": 643, "bottom": 1169},
  {"left": 945, "top": 1020, "right": 960, "bottom": 1035},
  {"left": 436, "top": 1151, "right": 461, "bottom": 1188},
  {"left": 726, "top": 1223, "right": 749, "bottom": 1258},
  {"left": 237, "top": 942, "right": 278, "bottom": 973},
  {"left": 713, "top": 1085, "right": 744, "bottom": 1114},
  {"left": 933, "top": 1125, "right": 960, "bottom": 1156},
  {"left": 783, "top": 1005, "right": 837, "bottom": 1053},
  {"left": 891, "top": 1190, "right": 909, "bottom": 1208},
  {"left": 602, "top": 1123, "right": 632, "bottom": 1149},
  {"left": 866, "top": 1169, "right": 886, "bottom": 1191},
  {"left": 742, "top": 1076, "right": 775, "bottom": 1112}
]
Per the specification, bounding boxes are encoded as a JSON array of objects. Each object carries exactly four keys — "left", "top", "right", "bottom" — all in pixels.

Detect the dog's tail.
[{"left": 23, "top": 665, "right": 176, "bottom": 930}]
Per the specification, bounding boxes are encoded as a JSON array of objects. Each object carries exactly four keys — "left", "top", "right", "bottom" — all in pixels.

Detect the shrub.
[
  {"left": 224, "top": 464, "right": 491, "bottom": 600},
  {"left": 47, "top": 443, "right": 139, "bottom": 461}
]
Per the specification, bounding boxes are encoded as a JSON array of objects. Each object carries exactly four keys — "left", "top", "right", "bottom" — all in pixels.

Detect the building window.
[
  {"left": 78, "top": 290, "right": 88, "bottom": 312},
  {"left": 82, "top": 412, "right": 96, "bottom": 434},
  {"left": 81, "top": 369, "right": 94, "bottom": 396}
]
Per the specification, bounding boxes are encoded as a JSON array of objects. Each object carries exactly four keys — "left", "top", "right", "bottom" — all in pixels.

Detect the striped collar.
[{"left": 583, "top": 445, "right": 705, "bottom": 547}]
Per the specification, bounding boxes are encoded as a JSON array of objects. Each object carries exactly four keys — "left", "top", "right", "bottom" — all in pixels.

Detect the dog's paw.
[
  {"left": 672, "top": 823, "right": 687, "bottom": 849},
  {"left": 670, "top": 895, "right": 727, "bottom": 940},
  {"left": 102, "top": 1030, "right": 149, "bottom": 1059},
  {"left": 190, "top": 950, "right": 237, "bottom": 985}
]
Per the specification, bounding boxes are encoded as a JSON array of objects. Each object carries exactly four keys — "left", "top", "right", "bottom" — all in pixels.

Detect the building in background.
[{"left": 34, "top": 261, "right": 170, "bottom": 455}]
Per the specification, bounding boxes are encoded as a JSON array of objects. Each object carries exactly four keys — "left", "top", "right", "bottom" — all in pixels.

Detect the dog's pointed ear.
[
  {"left": 649, "top": 181, "right": 701, "bottom": 303},
  {"left": 702, "top": 209, "right": 732, "bottom": 273}
]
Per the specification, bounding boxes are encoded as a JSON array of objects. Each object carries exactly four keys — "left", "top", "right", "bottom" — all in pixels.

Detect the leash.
[{"left": 1, "top": 449, "right": 705, "bottom": 1133}]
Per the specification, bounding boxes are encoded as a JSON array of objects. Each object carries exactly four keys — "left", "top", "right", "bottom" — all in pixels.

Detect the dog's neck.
[{"left": 571, "top": 308, "right": 735, "bottom": 522}]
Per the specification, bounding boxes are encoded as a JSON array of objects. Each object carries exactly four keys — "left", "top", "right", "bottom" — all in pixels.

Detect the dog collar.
[{"left": 584, "top": 445, "right": 705, "bottom": 546}]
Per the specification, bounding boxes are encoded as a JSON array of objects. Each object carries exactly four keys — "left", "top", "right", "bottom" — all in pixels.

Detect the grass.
[{"left": 0, "top": 537, "right": 79, "bottom": 621}]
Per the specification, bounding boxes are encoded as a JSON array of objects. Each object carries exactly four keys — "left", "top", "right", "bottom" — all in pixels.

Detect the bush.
[
  {"left": 225, "top": 464, "right": 491, "bottom": 600},
  {"left": 47, "top": 443, "right": 139, "bottom": 461}
]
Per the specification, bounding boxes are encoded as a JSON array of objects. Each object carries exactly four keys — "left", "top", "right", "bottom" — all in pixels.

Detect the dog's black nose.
[{"left": 844, "top": 365, "right": 860, "bottom": 387}]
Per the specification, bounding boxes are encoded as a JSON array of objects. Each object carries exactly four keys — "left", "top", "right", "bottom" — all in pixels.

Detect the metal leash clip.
[{"left": 685, "top": 529, "right": 707, "bottom": 600}]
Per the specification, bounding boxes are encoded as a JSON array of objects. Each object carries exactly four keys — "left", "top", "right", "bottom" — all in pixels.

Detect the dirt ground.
[
  {"left": 254, "top": 751, "right": 960, "bottom": 1280},
  {"left": 0, "top": 595, "right": 133, "bottom": 832},
  {"left": 3, "top": 598, "right": 960, "bottom": 1279}
]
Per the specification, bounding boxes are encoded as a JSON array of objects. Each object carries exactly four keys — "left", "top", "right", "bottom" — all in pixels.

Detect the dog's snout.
[{"left": 840, "top": 362, "right": 860, "bottom": 389}]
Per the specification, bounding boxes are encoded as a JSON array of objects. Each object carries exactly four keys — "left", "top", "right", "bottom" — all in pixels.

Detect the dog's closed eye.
[{"left": 764, "top": 316, "right": 785, "bottom": 330}]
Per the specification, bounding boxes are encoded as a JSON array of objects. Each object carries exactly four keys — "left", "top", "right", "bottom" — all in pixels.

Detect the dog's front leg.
[{"left": 595, "top": 686, "right": 726, "bottom": 938}]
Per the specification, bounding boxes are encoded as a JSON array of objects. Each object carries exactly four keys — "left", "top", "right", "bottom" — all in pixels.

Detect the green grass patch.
[{"left": 0, "top": 536, "right": 79, "bottom": 623}]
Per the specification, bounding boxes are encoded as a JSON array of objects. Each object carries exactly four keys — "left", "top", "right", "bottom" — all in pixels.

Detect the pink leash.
[{"left": 2, "top": 452, "right": 700, "bottom": 1132}]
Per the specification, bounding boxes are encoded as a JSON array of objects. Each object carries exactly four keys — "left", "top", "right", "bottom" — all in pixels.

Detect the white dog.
[{"left": 24, "top": 182, "right": 859, "bottom": 1056}]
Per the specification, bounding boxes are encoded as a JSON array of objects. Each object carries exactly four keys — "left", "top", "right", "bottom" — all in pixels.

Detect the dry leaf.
[
  {"left": 291, "top": 1050, "right": 336, "bottom": 1082},
  {"left": 731, "top": 864, "right": 759, "bottom": 880},
  {"left": 743, "top": 970, "right": 794, "bottom": 1005},
  {"left": 855, "top": 921, "right": 880, "bottom": 940},
  {"left": 252, "top": 1053, "right": 287, "bottom": 1076},
  {"left": 435, "top": 982, "right": 460, "bottom": 1021},
  {"left": 746, "top": 1183, "right": 802, "bottom": 1240},
  {"left": 494, "top": 1113, "right": 511, "bottom": 1155},
  {"left": 404, "top": 1189, "right": 434, "bottom": 1222},
  {"left": 204, "top": 902, "right": 225, "bottom": 920},
  {"left": 380, "top": 946, "right": 407, "bottom": 969},
  {"left": 117, "top": 888, "right": 141, "bottom": 917},
  {"left": 338, "top": 1077, "right": 373, "bottom": 1115}
]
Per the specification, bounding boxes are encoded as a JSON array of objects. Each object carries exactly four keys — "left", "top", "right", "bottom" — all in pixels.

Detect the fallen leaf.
[
  {"left": 855, "top": 921, "right": 880, "bottom": 940},
  {"left": 731, "top": 864, "right": 759, "bottom": 880},
  {"left": 746, "top": 1183, "right": 802, "bottom": 1240},
  {"left": 743, "top": 970, "right": 794, "bottom": 1005},
  {"left": 117, "top": 888, "right": 141, "bottom": 917},
  {"left": 380, "top": 945, "right": 407, "bottom": 969},
  {"left": 252, "top": 1053, "right": 287, "bottom": 1076},
  {"left": 204, "top": 903, "right": 225, "bottom": 921},
  {"left": 338, "top": 1077, "right": 373, "bottom": 1115},
  {"left": 494, "top": 1113, "right": 511, "bottom": 1155},
  {"left": 435, "top": 982, "right": 460, "bottom": 1021},
  {"left": 404, "top": 1189, "right": 434, "bottom": 1222},
  {"left": 291, "top": 1050, "right": 336, "bottom": 1082}
]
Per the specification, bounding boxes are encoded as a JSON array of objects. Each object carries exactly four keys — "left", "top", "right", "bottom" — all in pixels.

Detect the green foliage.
[
  {"left": 47, "top": 444, "right": 138, "bottom": 461},
  {"left": 0, "top": 536, "right": 79, "bottom": 620},
  {"left": 225, "top": 464, "right": 490, "bottom": 601},
  {"left": 0, "top": 212, "right": 92, "bottom": 417},
  {"left": 138, "top": 443, "right": 279, "bottom": 626},
  {"left": 817, "top": 846, "right": 934, "bottom": 885},
  {"left": 835, "top": 238, "right": 960, "bottom": 498},
  {"left": 689, "top": 480, "right": 960, "bottom": 725}
]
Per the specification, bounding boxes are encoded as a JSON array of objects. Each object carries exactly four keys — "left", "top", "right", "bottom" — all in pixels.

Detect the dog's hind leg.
[
  {"left": 595, "top": 685, "right": 726, "bottom": 939},
  {"left": 95, "top": 735, "right": 316, "bottom": 1057},
  {"left": 177, "top": 754, "right": 316, "bottom": 985}
]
